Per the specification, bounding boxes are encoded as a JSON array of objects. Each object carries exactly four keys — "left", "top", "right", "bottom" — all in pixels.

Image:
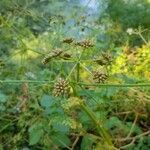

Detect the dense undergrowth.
[{"left": 0, "top": 0, "right": 150, "bottom": 150}]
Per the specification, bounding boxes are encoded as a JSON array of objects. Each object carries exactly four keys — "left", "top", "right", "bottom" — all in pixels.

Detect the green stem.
[
  {"left": 74, "top": 82, "right": 150, "bottom": 87},
  {"left": 80, "top": 104, "right": 113, "bottom": 146},
  {"left": 138, "top": 32, "right": 148, "bottom": 44},
  {"left": 66, "top": 63, "right": 78, "bottom": 80},
  {"left": 0, "top": 80, "right": 51, "bottom": 83},
  {"left": 1, "top": 80, "right": 150, "bottom": 87},
  {"left": 76, "top": 62, "right": 80, "bottom": 82}
]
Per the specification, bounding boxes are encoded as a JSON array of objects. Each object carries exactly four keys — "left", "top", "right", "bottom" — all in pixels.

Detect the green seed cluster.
[
  {"left": 75, "top": 40, "right": 94, "bottom": 48},
  {"left": 53, "top": 78, "right": 70, "bottom": 97},
  {"left": 62, "top": 38, "right": 74, "bottom": 44},
  {"left": 95, "top": 52, "right": 113, "bottom": 65},
  {"left": 93, "top": 70, "right": 108, "bottom": 83},
  {"left": 42, "top": 49, "right": 63, "bottom": 64}
]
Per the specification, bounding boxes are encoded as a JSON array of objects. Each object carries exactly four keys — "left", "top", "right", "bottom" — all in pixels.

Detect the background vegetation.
[{"left": 0, "top": 0, "right": 150, "bottom": 149}]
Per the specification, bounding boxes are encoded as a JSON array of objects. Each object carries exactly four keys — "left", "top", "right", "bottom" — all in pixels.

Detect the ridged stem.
[
  {"left": 80, "top": 103, "right": 113, "bottom": 147},
  {"left": 1, "top": 80, "right": 150, "bottom": 87}
]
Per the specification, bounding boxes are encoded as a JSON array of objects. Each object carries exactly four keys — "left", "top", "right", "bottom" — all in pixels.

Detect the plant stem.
[
  {"left": 1, "top": 80, "right": 150, "bottom": 87},
  {"left": 74, "top": 82, "right": 150, "bottom": 87},
  {"left": 80, "top": 104, "right": 113, "bottom": 146},
  {"left": 0, "top": 80, "right": 51, "bottom": 83},
  {"left": 76, "top": 62, "right": 80, "bottom": 82},
  {"left": 138, "top": 32, "right": 148, "bottom": 44},
  {"left": 66, "top": 63, "right": 78, "bottom": 80}
]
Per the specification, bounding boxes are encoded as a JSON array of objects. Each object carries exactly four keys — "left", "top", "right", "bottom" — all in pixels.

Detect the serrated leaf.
[{"left": 105, "top": 117, "right": 122, "bottom": 129}]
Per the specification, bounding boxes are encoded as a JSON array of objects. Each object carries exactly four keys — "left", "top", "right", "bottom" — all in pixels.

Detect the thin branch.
[
  {"left": 71, "top": 136, "right": 80, "bottom": 150},
  {"left": 120, "top": 138, "right": 135, "bottom": 149},
  {"left": 66, "top": 63, "right": 78, "bottom": 80},
  {"left": 113, "top": 111, "right": 134, "bottom": 115},
  {"left": 138, "top": 32, "right": 148, "bottom": 44},
  {"left": 125, "top": 113, "right": 139, "bottom": 139},
  {"left": 116, "top": 130, "right": 150, "bottom": 142},
  {"left": 119, "top": 130, "right": 150, "bottom": 149},
  {"left": 80, "top": 62, "right": 92, "bottom": 74}
]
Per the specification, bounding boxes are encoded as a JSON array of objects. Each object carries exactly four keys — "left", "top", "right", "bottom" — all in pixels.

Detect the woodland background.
[{"left": 0, "top": 0, "right": 150, "bottom": 150}]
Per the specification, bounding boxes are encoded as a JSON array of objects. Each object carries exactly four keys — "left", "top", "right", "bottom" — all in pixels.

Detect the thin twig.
[
  {"left": 71, "top": 136, "right": 80, "bottom": 150},
  {"left": 66, "top": 63, "right": 78, "bottom": 80},
  {"left": 119, "top": 130, "right": 150, "bottom": 149},
  {"left": 116, "top": 130, "right": 150, "bottom": 142},
  {"left": 125, "top": 113, "right": 139, "bottom": 139},
  {"left": 138, "top": 32, "right": 148, "bottom": 44},
  {"left": 113, "top": 111, "right": 133, "bottom": 115},
  {"left": 80, "top": 62, "right": 92, "bottom": 74},
  {"left": 120, "top": 138, "right": 135, "bottom": 149}
]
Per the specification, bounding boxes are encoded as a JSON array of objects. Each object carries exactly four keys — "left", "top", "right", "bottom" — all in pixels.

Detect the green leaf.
[
  {"left": 0, "top": 105, "right": 6, "bottom": 112},
  {"left": 40, "top": 94, "right": 54, "bottom": 108},
  {"left": 29, "top": 123, "right": 44, "bottom": 145},
  {"left": 80, "top": 135, "right": 95, "bottom": 150},
  {"left": 95, "top": 141, "right": 112, "bottom": 150},
  {"left": 106, "top": 87, "right": 119, "bottom": 98},
  {"left": 0, "top": 92, "right": 7, "bottom": 103},
  {"left": 29, "top": 129, "right": 44, "bottom": 145},
  {"left": 0, "top": 144, "right": 3, "bottom": 150},
  {"left": 52, "top": 124, "right": 69, "bottom": 134},
  {"left": 105, "top": 117, "right": 122, "bottom": 129},
  {"left": 51, "top": 133, "right": 71, "bottom": 148},
  {"left": 125, "top": 122, "right": 142, "bottom": 135},
  {"left": 79, "top": 111, "right": 91, "bottom": 129}
]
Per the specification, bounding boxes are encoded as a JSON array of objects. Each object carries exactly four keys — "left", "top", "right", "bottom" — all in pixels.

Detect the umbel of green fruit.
[
  {"left": 75, "top": 39, "right": 94, "bottom": 48},
  {"left": 42, "top": 48, "right": 63, "bottom": 64},
  {"left": 95, "top": 51, "right": 113, "bottom": 66},
  {"left": 62, "top": 37, "right": 74, "bottom": 44},
  {"left": 42, "top": 49, "right": 72, "bottom": 64},
  {"left": 93, "top": 69, "right": 108, "bottom": 83},
  {"left": 53, "top": 78, "right": 70, "bottom": 97}
]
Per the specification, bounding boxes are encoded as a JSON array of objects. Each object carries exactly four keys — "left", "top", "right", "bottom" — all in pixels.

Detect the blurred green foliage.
[{"left": 106, "top": 0, "right": 150, "bottom": 29}]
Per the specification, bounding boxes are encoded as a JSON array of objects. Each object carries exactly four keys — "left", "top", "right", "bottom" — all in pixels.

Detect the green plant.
[{"left": 0, "top": 1, "right": 150, "bottom": 150}]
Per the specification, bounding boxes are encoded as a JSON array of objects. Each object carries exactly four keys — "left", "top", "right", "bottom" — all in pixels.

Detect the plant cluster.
[{"left": 0, "top": 0, "right": 150, "bottom": 150}]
